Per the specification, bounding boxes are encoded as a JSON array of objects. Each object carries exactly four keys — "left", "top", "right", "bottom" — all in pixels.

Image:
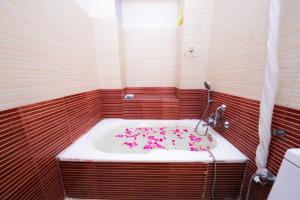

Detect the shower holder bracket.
[{"left": 272, "top": 128, "right": 285, "bottom": 137}]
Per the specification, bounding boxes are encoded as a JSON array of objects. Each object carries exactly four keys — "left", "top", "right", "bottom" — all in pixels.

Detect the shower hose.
[
  {"left": 194, "top": 103, "right": 210, "bottom": 136},
  {"left": 205, "top": 149, "right": 216, "bottom": 200},
  {"left": 245, "top": 173, "right": 261, "bottom": 200}
]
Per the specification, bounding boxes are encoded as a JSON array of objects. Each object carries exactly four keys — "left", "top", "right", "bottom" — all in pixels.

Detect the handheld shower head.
[
  {"left": 204, "top": 81, "right": 213, "bottom": 105},
  {"left": 204, "top": 81, "right": 211, "bottom": 91}
]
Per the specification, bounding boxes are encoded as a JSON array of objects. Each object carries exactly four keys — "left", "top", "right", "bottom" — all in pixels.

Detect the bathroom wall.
[
  {"left": 93, "top": 18, "right": 123, "bottom": 88},
  {"left": 176, "top": 0, "right": 214, "bottom": 89},
  {"left": 75, "top": 0, "right": 124, "bottom": 89},
  {"left": 0, "top": 1, "right": 299, "bottom": 199},
  {"left": 122, "top": 0, "right": 178, "bottom": 87},
  {"left": 276, "top": 0, "right": 300, "bottom": 110},
  {"left": 207, "top": 0, "right": 269, "bottom": 100},
  {"left": 75, "top": 0, "right": 116, "bottom": 18},
  {"left": 0, "top": 0, "right": 99, "bottom": 111},
  {"left": 0, "top": 1, "right": 102, "bottom": 199},
  {"left": 205, "top": 0, "right": 300, "bottom": 199},
  {"left": 207, "top": 0, "right": 300, "bottom": 111}
]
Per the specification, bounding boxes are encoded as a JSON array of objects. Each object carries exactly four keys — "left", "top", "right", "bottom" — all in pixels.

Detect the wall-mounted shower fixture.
[
  {"left": 246, "top": 170, "right": 276, "bottom": 200},
  {"left": 194, "top": 81, "right": 213, "bottom": 136},
  {"left": 201, "top": 104, "right": 229, "bottom": 137},
  {"left": 204, "top": 104, "right": 228, "bottom": 128},
  {"left": 204, "top": 81, "right": 213, "bottom": 105},
  {"left": 272, "top": 128, "right": 285, "bottom": 137},
  {"left": 124, "top": 94, "right": 135, "bottom": 100}
]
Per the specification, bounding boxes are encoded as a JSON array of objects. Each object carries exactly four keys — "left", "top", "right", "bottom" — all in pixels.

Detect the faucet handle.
[
  {"left": 224, "top": 121, "right": 230, "bottom": 128},
  {"left": 207, "top": 116, "right": 214, "bottom": 125}
]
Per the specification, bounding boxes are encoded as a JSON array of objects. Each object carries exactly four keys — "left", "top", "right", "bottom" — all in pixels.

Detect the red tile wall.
[
  {"left": 0, "top": 108, "right": 47, "bottom": 200},
  {"left": 59, "top": 161, "right": 247, "bottom": 200},
  {"left": 0, "top": 90, "right": 101, "bottom": 200},
  {"left": 100, "top": 89, "right": 123, "bottom": 118},
  {"left": 122, "top": 87, "right": 180, "bottom": 119},
  {"left": 176, "top": 89, "right": 207, "bottom": 119},
  {"left": 205, "top": 91, "right": 300, "bottom": 200},
  {"left": 1, "top": 88, "right": 299, "bottom": 200}
]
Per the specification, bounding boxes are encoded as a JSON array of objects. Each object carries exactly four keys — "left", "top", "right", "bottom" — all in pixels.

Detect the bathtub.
[
  {"left": 58, "top": 119, "right": 247, "bottom": 162},
  {"left": 58, "top": 119, "right": 248, "bottom": 199}
]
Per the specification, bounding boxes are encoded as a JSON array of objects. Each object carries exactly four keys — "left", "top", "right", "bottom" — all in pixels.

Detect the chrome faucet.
[{"left": 203, "top": 104, "right": 230, "bottom": 129}]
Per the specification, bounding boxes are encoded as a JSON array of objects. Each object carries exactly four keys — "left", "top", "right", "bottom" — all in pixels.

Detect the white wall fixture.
[{"left": 184, "top": 46, "right": 199, "bottom": 58}]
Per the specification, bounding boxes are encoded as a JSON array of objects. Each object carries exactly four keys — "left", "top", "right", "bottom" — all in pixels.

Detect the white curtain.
[{"left": 255, "top": 0, "right": 281, "bottom": 176}]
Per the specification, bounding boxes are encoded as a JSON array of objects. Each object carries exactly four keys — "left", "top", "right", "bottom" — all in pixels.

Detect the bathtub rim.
[{"left": 57, "top": 118, "right": 249, "bottom": 163}]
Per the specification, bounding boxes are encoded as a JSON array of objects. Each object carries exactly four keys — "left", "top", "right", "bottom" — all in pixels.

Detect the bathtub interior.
[
  {"left": 58, "top": 119, "right": 248, "bottom": 163},
  {"left": 90, "top": 121, "right": 217, "bottom": 154}
]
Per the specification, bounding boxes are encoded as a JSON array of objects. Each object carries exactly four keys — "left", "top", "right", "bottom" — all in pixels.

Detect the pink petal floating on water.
[
  {"left": 123, "top": 141, "right": 138, "bottom": 149},
  {"left": 143, "top": 145, "right": 152, "bottom": 150},
  {"left": 115, "top": 134, "right": 124, "bottom": 138},
  {"left": 172, "top": 140, "right": 175, "bottom": 142},
  {"left": 148, "top": 136, "right": 155, "bottom": 140},
  {"left": 177, "top": 134, "right": 183, "bottom": 139},
  {"left": 189, "top": 134, "right": 202, "bottom": 143},
  {"left": 155, "top": 143, "right": 165, "bottom": 149},
  {"left": 174, "top": 128, "right": 180, "bottom": 133},
  {"left": 160, "top": 131, "right": 166, "bottom": 135},
  {"left": 159, "top": 138, "right": 163, "bottom": 142},
  {"left": 183, "top": 129, "right": 188, "bottom": 132},
  {"left": 125, "top": 128, "right": 131, "bottom": 132}
]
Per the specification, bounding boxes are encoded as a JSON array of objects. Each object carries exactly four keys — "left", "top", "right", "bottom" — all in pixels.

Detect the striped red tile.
[
  {"left": 0, "top": 90, "right": 102, "bottom": 200},
  {"left": 100, "top": 89, "right": 123, "bottom": 118},
  {"left": 0, "top": 88, "right": 299, "bottom": 200},
  {"left": 59, "top": 161, "right": 246, "bottom": 200},
  {"left": 64, "top": 92, "right": 92, "bottom": 141},
  {"left": 206, "top": 91, "right": 300, "bottom": 200},
  {"left": 176, "top": 89, "right": 207, "bottom": 119},
  {"left": 19, "top": 98, "right": 71, "bottom": 200},
  {"left": 0, "top": 108, "right": 45, "bottom": 200},
  {"left": 122, "top": 87, "right": 179, "bottom": 119}
]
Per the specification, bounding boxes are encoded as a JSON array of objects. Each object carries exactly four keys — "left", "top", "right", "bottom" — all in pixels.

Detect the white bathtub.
[{"left": 58, "top": 119, "right": 248, "bottom": 163}]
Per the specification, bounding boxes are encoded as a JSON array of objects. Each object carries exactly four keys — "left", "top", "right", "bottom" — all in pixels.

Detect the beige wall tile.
[
  {"left": 276, "top": 0, "right": 300, "bottom": 110},
  {"left": 206, "top": 0, "right": 300, "bottom": 110},
  {"left": 206, "top": 0, "right": 269, "bottom": 100},
  {"left": 124, "top": 28, "right": 177, "bottom": 87},
  {"left": 93, "top": 18, "right": 123, "bottom": 89},
  {"left": 0, "top": 0, "right": 98, "bottom": 111},
  {"left": 1, "top": 0, "right": 299, "bottom": 111},
  {"left": 176, "top": 0, "right": 214, "bottom": 89}
]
